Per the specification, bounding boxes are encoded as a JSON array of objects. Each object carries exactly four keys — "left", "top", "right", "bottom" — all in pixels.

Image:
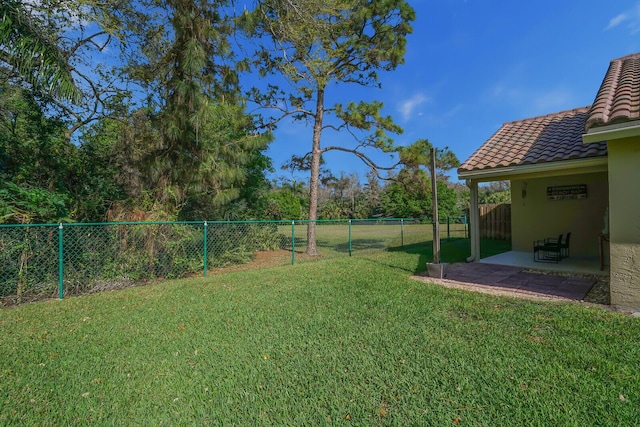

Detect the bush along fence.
[{"left": 0, "top": 217, "right": 468, "bottom": 305}]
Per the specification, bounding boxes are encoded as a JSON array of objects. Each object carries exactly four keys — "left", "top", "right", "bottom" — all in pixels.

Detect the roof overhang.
[
  {"left": 457, "top": 157, "right": 608, "bottom": 183},
  {"left": 583, "top": 122, "right": 640, "bottom": 144}
]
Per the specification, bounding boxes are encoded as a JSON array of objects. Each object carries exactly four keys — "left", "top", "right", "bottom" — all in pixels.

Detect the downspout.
[{"left": 466, "top": 179, "right": 480, "bottom": 262}]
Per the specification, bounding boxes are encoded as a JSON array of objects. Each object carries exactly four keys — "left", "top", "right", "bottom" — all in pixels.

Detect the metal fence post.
[
  {"left": 291, "top": 221, "right": 295, "bottom": 265},
  {"left": 3, "top": 217, "right": 472, "bottom": 305},
  {"left": 58, "top": 223, "right": 64, "bottom": 300},
  {"left": 203, "top": 221, "right": 208, "bottom": 278},
  {"left": 348, "top": 219, "right": 352, "bottom": 256}
]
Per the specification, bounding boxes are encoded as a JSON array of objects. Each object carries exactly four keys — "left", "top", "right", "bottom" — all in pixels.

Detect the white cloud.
[
  {"left": 443, "top": 103, "right": 465, "bottom": 118},
  {"left": 605, "top": 13, "right": 629, "bottom": 31},
  {"left": 605, "top": 2, "right": 640, "bottom": 33},
  {"left": 487, "top": 83, "right": 522, "bottom": 102},
  {"left": 532, "top": 89, "right": 574, "bottom": 113},
  {"left": 397, "top": 93, "right": 428, "bottom": 121},
  {"left": 486, "top": 81, "right": 576, "bottom": 118}
]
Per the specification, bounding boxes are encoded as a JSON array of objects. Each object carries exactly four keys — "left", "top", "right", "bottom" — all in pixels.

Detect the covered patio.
[
  {"left": 480, "top": 250, "right": 607, "bottom": 276},
  {"left": 450, "top": 52, "right": 640, "bottom": 309},
  {"left": 451, "top": 105, "right": 610, "bottom": 303},
  {"left": 458, "top": 106, "right": 609, "bottom": 266}
]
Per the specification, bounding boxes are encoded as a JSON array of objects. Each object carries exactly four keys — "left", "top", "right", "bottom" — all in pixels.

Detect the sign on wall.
[{"left": 547, "top": 184, "right": 587, "bottom": 200}]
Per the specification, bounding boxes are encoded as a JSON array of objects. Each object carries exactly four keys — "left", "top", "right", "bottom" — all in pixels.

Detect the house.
[{"left": 458, "top": 52, "right": 640, "bottom": 309}]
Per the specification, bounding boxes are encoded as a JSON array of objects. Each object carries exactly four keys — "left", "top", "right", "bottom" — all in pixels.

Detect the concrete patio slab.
[
  {"left": 480, "top": 251, "right": 607, "bottom": 276},
  {"left": 415, "top": 262, "right": 598, "bottom": 301}
]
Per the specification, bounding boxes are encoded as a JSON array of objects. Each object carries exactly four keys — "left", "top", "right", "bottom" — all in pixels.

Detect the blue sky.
[{"left": 259, "top": 0, "right": 640, "bottom": 183}]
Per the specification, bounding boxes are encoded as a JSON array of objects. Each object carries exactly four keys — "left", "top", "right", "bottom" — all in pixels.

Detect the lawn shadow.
[
  {"left": 385, "top": 238, "right": 470, "bottom": 274},
  {"left": 283, "top": 237, "right": 388, "bottom": 255},
  {"left": 384, "top": 238, "right": 512, "bottom": 274},
  {"left": 330, "top": 238, "right": 387, "bottom": 253},
  {"left": 280, "top": 237, "right": 307, "bottom": 250},
  {"left": 284, "top": 236, "right": 511, "bottom": 276}
]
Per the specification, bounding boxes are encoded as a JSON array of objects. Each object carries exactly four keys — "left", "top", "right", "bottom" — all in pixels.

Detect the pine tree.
[{"left": 240, "top": 0, "right": 416, "bottom": 254}]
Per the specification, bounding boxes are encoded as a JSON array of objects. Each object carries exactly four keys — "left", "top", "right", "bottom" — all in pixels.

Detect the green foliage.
[
  {"left": 479, "top": 181, "right": 511, "bottom": 204},
  {"left": 226, "top": 149, "right": 275, "bottom": 220},
  {"left": 380, "top": 141, "right": 461, "bottom": 220},
  {"left": 0, "top": 0, "right": 134, "bottom": 144},
  {"left": 0, "top": 83, "right": 134, "bottom": 223},
  {"left": 0, "top": 83, "right": 78, "bottom": 223},
  {"left": 317, "top": 172, "right": 371, "bottom": 219},
  {"left": 2, "top": 0, "right": 475, "bottom": 227},
  {"left": 74, "top": 120, "right": 128, "bottom": 221},
  {"left": 399, "top": 139, "right": 460, "bottom": 173},
  {"left": 159, "top": 0, "right": 236, "bottom": 154},
  {"left": 241, "top": 0, "right": 415, "bottom": 85},
  {"left": 176, "top": 103, "right": 273, "bottom": 220},
  {"left": 437, "top": 183, "right": 463, "bottom": 220},
  {"left": 381, "top": 174, "right": 429, "bottom": 218},
  {"left": 95, "top": 1, "right": 274, "bottom": 219},
  {"left": 0, "top": 226, "right": 59, "bottom": 299},
  {"left": 264, "top": 190, "right": 306, "bottom": 220},
  {"left": 0, "top": 182, "right": 71, "bottom": 224},
  {"left": 450, "top": 182, "right": 471, "bottom": 215},
  {"left": 0, "top": 0, "right": 79, "bottom": 100},
  {"left": 0, "top": 221, "right": 294, "bottom": 300},
  {"left": 333, "top": 101, "right": 403, "bottom": 152},
  {"left": 381, "top": 169, "right": 462, "bottom": 220}
]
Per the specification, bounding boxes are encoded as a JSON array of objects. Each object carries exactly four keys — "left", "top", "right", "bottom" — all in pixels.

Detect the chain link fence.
[{"left": 0, "top": 217, "right": 468, "bottom": 306}]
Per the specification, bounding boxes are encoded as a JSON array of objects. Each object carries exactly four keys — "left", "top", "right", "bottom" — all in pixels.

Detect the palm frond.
[{"left": 0, "top": 0, "right": 80, "bottom": 101}]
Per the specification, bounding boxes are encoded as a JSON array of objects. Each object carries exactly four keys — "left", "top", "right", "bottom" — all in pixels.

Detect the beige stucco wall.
[
  {"left": 607, "top": 136, "right": 640, "bottom": 308},
  {"left": 511, "top": 172, "right": 609, "bottom": 259}
]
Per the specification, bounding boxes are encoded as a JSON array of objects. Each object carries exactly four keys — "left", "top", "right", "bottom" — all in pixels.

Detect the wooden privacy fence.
[{"left": 479, "top": 203, "right": 511, "bottom": 240}]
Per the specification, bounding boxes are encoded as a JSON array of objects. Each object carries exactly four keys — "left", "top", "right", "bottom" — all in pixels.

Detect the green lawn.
[
  {"left": 281, "top": 224, "right": 476, "bottom": 269},
  {"left": 291, "top": 222, "right": 469, "bottom": 257},
  {"left": 1, "top": 245, "right": 638, "bottom": 425}
]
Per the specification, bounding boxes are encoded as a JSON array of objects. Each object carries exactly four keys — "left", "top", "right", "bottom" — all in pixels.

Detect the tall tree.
[
  {"left": 0, "top": 82, "right": 76, "bottom": 223},
  {"left": 1, "top": 0, "right": 132, "bottom": 140},
  {"left": 318, "top": 172, "right": 365, "bottom": 219},
  {"left": 380, "top": 169, "right": 461, "bottom": 220},
  {"left": 363, "top": 170, "right": 383, "bottom": 218},
  {"left": 102, "top": 0, "right": 272, "bottom": 217},
  {"left": 1, "top": 0, "right": 273, "bottom": 222},
  {"left": 398, "top": 139, "right": 460, "bottom": 178},
  {"left": 381, "top": 139, "right": 460, "bottom": 220},
  {"left": 240, "top": 0, "right": 416, "bottom": 255}
]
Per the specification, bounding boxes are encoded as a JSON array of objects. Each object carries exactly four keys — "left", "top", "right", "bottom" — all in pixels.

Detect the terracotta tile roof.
[
  {"left": 458, "top": 107, "right": 608, "bottom": 174},
  {"left": 586, "top": 52, "right": 640, "bottom": 131}
]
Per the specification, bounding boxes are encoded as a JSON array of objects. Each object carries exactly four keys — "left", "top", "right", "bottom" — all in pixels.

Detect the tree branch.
[
  {"left": 321, "top": 145, "right": 402, "bottom": 180},
  {"left": 66, "top": 31, "right": 111, "bottom": 58}
]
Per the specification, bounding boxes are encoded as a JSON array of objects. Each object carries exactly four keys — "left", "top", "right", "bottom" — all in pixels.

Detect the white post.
[{"left": 466, "top": 179, "right": 480, "bottom": 262}]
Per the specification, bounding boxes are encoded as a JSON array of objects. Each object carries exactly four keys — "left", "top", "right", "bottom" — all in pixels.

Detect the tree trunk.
[{"left": 306, "top": 87, "right": 325, "bottom": 256}]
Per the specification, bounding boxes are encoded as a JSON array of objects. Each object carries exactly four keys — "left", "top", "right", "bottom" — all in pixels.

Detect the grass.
[
  {"left": 1, "top": 243, "right": 638, "bottom": 425},
  {"left": 283, "top": 222, "right": 468, "bottom": 256}
]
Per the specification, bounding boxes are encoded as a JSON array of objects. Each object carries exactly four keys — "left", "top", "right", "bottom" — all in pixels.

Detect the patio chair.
[
  {"left": 533, "top": 234, "right": 563, "bottom": 263},
  {"left": 560, "top": 232, "right": 571, "bottom": 258},
  {"left": 545, "top": 232, "right": 572, "bottom": 259}
]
